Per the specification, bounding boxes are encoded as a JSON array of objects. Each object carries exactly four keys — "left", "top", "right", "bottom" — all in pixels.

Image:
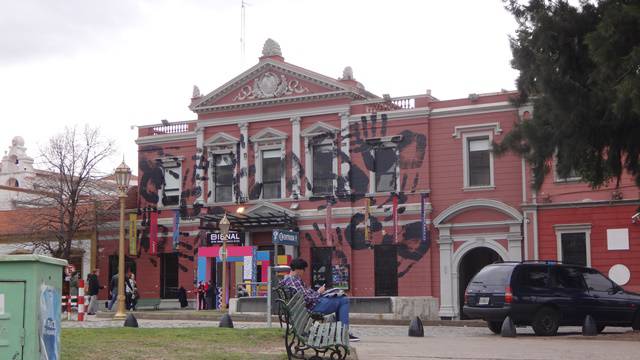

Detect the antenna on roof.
[{"left": 240, "top": 0, "right": 247, "bottom": 61}]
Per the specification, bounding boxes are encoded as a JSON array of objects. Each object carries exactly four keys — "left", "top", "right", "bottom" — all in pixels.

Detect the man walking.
[
  {"left": 108, "top": 273, "right": 119, "bottom": 311},
  {"left": 86, "top": 269, "right": 102, "bottom": 315},
  {"left": 279, "top": 258, "right": 359, "bottom": 341}
]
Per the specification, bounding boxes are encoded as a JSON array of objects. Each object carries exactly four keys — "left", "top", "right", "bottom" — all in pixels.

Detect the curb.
[{"left": 95, "top": 311, "right": 486, "bottom": 327}]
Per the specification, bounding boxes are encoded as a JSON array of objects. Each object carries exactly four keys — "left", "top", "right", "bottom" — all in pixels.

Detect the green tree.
[{"left": 495, "top": 0, "right": 640, "bottom": 190}]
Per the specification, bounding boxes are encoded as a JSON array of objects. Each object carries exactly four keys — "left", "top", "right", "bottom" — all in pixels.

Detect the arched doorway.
[{"left": 458, "top": 247, "right": 502, "bottom": 319}]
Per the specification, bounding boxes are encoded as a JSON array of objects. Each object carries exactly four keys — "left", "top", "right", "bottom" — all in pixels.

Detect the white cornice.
[
  {"left": 196, "top": 105, "right": 350, "bottom": 128},
  {"left": 194, "top": 91, "right": 356, "bottom": 113},
  {"left": 349, "top": 108, "right": 431, "bottom": 122},
  {"left": 135, "top": 132, "right": 196, "bottom": 145},
  {"left": 430, "top": 101, "right": 516, "bottom": 119}
]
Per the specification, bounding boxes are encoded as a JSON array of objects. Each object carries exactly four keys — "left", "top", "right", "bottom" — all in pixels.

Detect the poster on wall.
[
  {"left": 39, "top": 284, "right": 61, "bottom": 360},
  {"left": 331, "top": 264, "right": 350, "bottom": 290}
]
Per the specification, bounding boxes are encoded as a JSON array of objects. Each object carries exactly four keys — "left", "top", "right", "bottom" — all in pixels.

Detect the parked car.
[{"left": 463, "top": 261, "right": 640, "bottom": 336}]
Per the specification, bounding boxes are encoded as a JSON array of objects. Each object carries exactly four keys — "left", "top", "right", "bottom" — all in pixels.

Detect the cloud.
[{"left": 0, "top": 0, "right": 142, "bottom": 64}]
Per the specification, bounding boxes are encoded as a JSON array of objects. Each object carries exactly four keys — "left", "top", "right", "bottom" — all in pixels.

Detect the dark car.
[{"left": 463, "top": 261, "right": 640, "bottom": 336}]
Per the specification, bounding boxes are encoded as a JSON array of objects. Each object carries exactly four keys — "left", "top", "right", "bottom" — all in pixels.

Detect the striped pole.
[
  {"left": 77, "top": 279, "right": 85, "bottom": 321},
  {"left": 66, "top": 295, "right": 72, "bottom": 320}
]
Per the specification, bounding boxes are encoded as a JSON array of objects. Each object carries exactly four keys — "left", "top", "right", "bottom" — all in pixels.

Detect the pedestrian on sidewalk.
[
  {"left": 86, "top": 269, "right": 103, "bottom": 315},
  {"left": 279, "top": 258, "right": 359, "bottom": 342},
  {"left": 197, "top": 281, "right": 207, "bottom": 310},
  {"left": 125, "top": 272, "right": 138, "bottom": 311},
  {"left": 108, "top": 273, "right": 119, "bottom": 310}
]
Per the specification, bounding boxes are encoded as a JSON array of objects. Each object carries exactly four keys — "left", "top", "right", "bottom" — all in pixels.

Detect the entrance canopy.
[{"left": 199, "top": 211, "right": 298, "bottom": 231}]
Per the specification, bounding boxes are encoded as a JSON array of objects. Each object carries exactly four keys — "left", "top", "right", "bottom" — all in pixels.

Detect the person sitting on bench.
[{"left": 279, "top": 258, "right": 359, "bottom": 342}]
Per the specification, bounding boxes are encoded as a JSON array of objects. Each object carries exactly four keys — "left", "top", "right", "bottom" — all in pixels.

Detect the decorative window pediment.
[
  {"left": 246, "top": 201, "right": 294, "bottom": 217},
  {"left": 250, "top": 127, "right": 288, "bottom": 143},
  {"left": 204, "top": 132, "right": 239, "bottom": 147},
  {"left": 301, "top": 121, "right": 339, "bottom": 137}
]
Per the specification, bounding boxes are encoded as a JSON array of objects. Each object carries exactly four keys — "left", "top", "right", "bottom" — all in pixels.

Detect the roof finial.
[{"left": 262, "top": 38, "right": 282, "bottom": 57}]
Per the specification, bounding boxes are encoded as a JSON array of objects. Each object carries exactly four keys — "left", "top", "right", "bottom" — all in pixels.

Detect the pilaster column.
[
  {"left": 339, "top": 112, "right": 351, "bottom": 194},
  {"left": 507, "top": 224, "right": 523, "bottom": 261},
  {"left": 290, "top": 116, "right": 301, "bottom": 199},
  {"left": 195, "top": 126, "right": 205, "bottom": 203},
  {"left": 238, "top": 122, "right": 249, "bottom": 200},
  {"left": 438, "top": 228, "right": 455, "bottom": 319}
]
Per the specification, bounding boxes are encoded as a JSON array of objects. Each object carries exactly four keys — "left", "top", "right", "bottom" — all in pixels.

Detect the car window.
[
  {"left": 471, "top": 265, "right": 514, "bottom": 286},
  {"left": 551, "top": 267, "right": 585, "bottom": 290},
  {"left": 517, "top": 266, "right": 549, "bottom": 288},
  {"left": 581, "top": 268, "right": 614, "bottom": 292}
]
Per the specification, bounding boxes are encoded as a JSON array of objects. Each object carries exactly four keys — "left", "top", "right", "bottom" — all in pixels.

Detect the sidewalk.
[{"left": 351, "top": 333, "right": 640, "bottom": 360}]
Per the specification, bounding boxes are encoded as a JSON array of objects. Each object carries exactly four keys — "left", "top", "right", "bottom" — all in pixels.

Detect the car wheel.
[
  {"left": 532, "top": 307, "right": 560, "bottom": 336},
  {"left": 487, "top": 321, "right": 502, "bottom": 334},
  {"left": 632, "top": 311, "right": 640, "bottom": 331}
]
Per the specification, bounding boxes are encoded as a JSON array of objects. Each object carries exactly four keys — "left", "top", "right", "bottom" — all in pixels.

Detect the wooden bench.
[
  {"left": 135, "top": 298, "right": 161, "bottom": 310},
  {"left": 278, "top": 291, "right": 349, "bottom": 360}
]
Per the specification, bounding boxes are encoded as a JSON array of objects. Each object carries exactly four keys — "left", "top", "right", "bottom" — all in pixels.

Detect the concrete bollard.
[
  {"left": 408, "top": 316, "right": 424, "bottom": 337},
  {"left": 124, "top": 313, "right": 139, "bottom": 328},
  {"left": 500, "top": 316, "right": 516, "bottom": 337},
  {"left": 582, "top": 315, "right": 597, "bottom": 336},
  {"left": 219, "top": 313, "right": 234, "bottom": 328}
]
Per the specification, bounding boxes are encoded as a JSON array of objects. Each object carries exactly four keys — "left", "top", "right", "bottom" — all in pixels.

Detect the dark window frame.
[
  {"left": 312, "top": 143, "right": 334, "bottom": 196},
  {"left": 212, "top": 153, "right": 234, "bottom": 202},
  {"left": 467, "top": 136, "right": 491, "bottom": 187},
  {"left": 261, "top": 149, "right": 282, "bottom": 199},
  {"left": 374, "top": 145, "right": 398, "bottom": 193}
]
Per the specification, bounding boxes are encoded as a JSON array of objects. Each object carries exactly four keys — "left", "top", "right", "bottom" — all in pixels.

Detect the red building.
[{"left": 96, "top": 39, "right": 640, "bottom": 319}]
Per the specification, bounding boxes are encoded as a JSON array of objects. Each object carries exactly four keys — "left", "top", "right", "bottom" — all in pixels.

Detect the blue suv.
[{"left": 463, "top": 261, "right": 640, "bottom": 336}]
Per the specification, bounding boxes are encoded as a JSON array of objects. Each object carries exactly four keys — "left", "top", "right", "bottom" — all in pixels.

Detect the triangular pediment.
[
  {"left": 190, "top": 59, "right": 371, "bottom": 113},
  {"left": 246, "top": 201, "right": 294, "bottom": 217},
  {"left": 301, "top": 121, "right": 339, "bottom": 137},
  {"left": 204, "top": 132, "right": 239, "bottom": 146},
  {"left": 250, "top": 127, "right": 288, "bottom": 142}
]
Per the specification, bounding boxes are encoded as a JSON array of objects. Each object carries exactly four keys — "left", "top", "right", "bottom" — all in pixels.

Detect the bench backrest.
[{"left": 281, "top": 291, "right": 313, "bottom": 337}]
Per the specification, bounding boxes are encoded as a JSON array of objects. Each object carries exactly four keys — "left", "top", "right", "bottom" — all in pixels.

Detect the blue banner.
[
  {"left": 272, "top": 229, "right": 299, "bottom": 246},
  {"left": 421, "top": 193, "right": 430, "bottom": 245},
  {"left": 173, "top": 209, "right": 180, "bottom": 251}
]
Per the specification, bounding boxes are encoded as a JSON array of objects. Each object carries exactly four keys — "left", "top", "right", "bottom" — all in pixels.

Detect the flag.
[
  {"left": 129, "top": 213, "right": 137, "bottom": 255},
  {"left": 364, "top": 197, "right": 370, "bottom": 242},
  {"left": 172, "top": 209, "right": 180, "bottom": 251},
  {"left": 149, "top": 211, "right": 158, "bottom": 255},
  {"left": 392, "top": 193, "right": 399, "bottom": 243},
  {"left": 325, "top": 199, "right": 332, "bottom": 246}
]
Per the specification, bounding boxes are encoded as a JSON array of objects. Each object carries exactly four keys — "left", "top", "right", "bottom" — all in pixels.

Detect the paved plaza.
[{"left": 63, "top": 317, "right": 640, "bottom": 359}]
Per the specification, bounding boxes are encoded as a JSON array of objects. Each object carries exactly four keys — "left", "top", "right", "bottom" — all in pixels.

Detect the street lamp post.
[
  {"left": 219, "top": 214, "right": 230, "bottom": 311},
  {"left": 113, "top": 160, "right": 132, "bottom": 320}
]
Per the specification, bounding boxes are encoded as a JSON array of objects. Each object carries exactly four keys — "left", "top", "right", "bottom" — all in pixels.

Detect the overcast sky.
[{"left": 0, "top": 0, "right": 519, "bottom": 175}]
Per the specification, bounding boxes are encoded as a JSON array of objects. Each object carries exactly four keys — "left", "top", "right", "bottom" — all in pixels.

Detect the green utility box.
[{"left": 0, "top": 254, "right": 67, "bottom": 360}]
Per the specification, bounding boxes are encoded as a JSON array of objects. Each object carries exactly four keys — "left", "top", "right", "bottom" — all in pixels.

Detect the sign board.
[
  {"left": 206, "top": 231, "right": 245, "bottom": 246},
  {"left": 272, "top": 229, "right": 299, "bottom": 246}
]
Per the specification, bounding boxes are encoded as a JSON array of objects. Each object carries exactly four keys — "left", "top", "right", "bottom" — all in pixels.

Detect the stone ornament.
[
  {"left": 262, "top": 38, "right": 282, "bottom": 57},
  {"left": 233, "top": 72, "right": 309, "bottom": 101},
  {"left": 192, "top": 85, "right": 201, "bottom": 98},
  {"left": 342, "top": 66, "right": 354, "bottom": 80}
]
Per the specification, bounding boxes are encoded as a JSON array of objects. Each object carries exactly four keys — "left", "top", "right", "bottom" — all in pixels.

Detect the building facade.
[{"left": 99, "top": 39, "right": 640, "bottom": 318}]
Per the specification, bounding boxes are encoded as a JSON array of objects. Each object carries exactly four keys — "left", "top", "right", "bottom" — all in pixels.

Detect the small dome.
[{"left": 12, "top": 136, "right": 24, "bottom": 147}]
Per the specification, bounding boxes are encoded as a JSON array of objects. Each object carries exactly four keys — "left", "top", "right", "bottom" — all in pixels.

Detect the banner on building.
[
  {"left": 392, "top": 193, "right": 399, "bottom": 243},
  {"left": 364, "top": 197, "right": 370, "bottom": 242},
  {"left": 172, "top": 209, "right": 180, "bottom": 252},
  {"left": 129, "top": 213, "right": 137, "bottom": 256},
  {"left": 206, "top": 231, "right": 245, "bottom": 245},
  {"left": 149, "top": 211, "right": 158, "bottom": 255},
  {"left": 325, "top": 200, "right": 332, "bottom": 246},
  {"left": 421, "top": 193, "right": 430, "bottom": 245}
]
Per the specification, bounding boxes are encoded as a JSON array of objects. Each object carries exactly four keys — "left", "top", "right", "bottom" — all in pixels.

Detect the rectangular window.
[
  {"left": 518, "top": 266, "right": 549, "bottom": 288},
  {"left": 162, "top": 163, "right": 181, "bottom": 206},
  {"left": 467, "top": 137, "right": 490, "bottom": 187},
  {"left": 550, "top": 267, "right": 584, "bottom": 289},
  {"left": 561, "top": 232, "right": 587, "bottom": 266},
  {"left": 213, "top": 154, "right": 233, "bottom": 202},
  {"left": 262, "top": 149, "right": 282, "bottom": 199},
  {"left": 374, "top": 146, "right": 397, "bottom": 193},
  {"left": 313, "top": 143, "right": 334, "bottom": 195}
]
